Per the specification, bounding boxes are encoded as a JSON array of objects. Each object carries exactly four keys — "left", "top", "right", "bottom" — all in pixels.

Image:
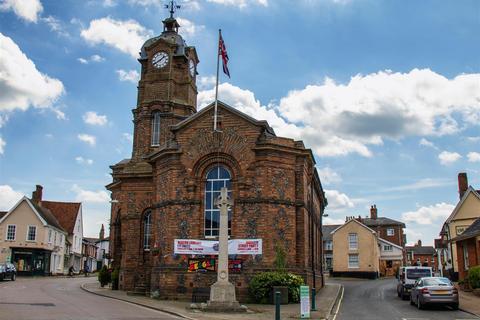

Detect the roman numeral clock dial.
[{"left": 152, "top": 51, "right": 169, "bottom": 69}]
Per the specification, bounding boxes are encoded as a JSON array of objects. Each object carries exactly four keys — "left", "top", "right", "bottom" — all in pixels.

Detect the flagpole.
[{"left": 213, "top": 29, "right": 221, "bottom": 132}]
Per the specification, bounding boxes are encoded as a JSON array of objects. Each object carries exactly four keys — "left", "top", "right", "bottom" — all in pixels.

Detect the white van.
[{"left": 397, "top": 266, "right": 433, "bottom": 300}]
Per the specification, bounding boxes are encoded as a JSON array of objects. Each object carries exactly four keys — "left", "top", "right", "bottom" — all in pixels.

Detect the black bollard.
[
  {"left": 275, "top": 291, "right": 281, "bottom": 320},
  {"left": 311, "top": 288, "right": 317, "bottom": 311}
]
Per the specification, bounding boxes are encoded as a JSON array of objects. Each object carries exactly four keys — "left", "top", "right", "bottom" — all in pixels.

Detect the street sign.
[{"left": 300, "top": 285, "right": 310, "bottom": 318}]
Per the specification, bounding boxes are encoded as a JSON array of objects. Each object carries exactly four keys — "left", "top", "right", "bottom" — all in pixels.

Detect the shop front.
[{"left": 11, "top": 247, "right": 51, "bottom": 276}]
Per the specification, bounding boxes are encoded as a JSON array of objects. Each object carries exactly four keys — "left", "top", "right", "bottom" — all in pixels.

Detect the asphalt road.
[
  {"left": 0, "top": 276, "right": 181, "bottom": 320},
  {"left": 330, "top": 277, "right": 478, "bottom": 320}
]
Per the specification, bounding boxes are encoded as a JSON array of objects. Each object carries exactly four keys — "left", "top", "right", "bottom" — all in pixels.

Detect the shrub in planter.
[
  {"left": 248, "top": 271, "right": 304, "bottom": 304},
  {"left": 98, "top": 266, "right": 111, "bottom": 287},
  {"left": 468, "top": 266, "right": 480, "bottom": 289},
  {"left": 111, "top": 268, "right": 120, "bottom": 290}
]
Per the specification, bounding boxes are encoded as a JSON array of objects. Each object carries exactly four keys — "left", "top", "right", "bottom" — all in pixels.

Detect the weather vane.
[{"left": 165, "top": 0, "right": 181, "bottom": 18}]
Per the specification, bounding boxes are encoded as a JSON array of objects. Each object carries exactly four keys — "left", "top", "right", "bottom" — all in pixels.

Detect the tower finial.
[{"left": 165, "top": 0, "right": 181, "bottom": 19}]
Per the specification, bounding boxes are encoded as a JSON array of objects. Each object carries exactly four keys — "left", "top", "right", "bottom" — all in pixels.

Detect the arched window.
[
  {"left": 204, "top": 166, "right": 232, "bottom": 237},
  {"left": 151, "top": 112, "right": 161, "bottom": 146},
  {"left": 143, "top": 210, "right": 152, "bottom": 250}
]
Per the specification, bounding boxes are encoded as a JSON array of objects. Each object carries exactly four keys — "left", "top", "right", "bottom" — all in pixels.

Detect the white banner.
[{"left": 174, "top": 239, "right": 262, "bottom": 255}]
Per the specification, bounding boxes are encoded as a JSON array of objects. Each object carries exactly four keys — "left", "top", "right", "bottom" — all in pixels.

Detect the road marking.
[{"left": 331, "top": 285, "right": 344, "bottom": 320}]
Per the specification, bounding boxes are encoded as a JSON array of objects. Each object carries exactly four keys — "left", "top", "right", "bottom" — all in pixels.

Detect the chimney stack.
[
  {"left": 458, "top": 172, "right": 468, "bottom": 200},
  {"left": 417, "top": 239, "right": 422, "bottom": 247},
  {"left": 370, "top": 204, "right": 378, "bottom": 220},
  {"left": 31, "top": 185, "right": 43, "bottom": 204},
  {"left": 99, "top": 224, "right": 105, "bottom": 240}
]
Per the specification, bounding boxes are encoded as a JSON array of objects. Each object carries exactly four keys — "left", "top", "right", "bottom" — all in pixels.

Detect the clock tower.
[{"left": 132, "top": 12, "right": 199, "bottom": 159}]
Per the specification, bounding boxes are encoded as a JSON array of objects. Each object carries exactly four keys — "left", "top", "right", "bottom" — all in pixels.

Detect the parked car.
[
  {"left": 410, "top": 277, "right": 458, "bottom": 310},
  {"left": 0, "top": 263, "right": 17, "bottom": 281},
  {"left": 397, "top": 266, "right": 433, "bottom": 300}
]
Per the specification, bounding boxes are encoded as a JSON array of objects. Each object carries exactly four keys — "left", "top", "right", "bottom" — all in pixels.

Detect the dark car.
[
  {"left": 410, "top": 277, "right": 458, "bottom": 310},
  {"left": 0, "top": 263, "right": 17, "bottom": 281}
]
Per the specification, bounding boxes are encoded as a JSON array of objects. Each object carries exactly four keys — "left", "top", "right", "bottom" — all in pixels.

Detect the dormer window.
[{"left": 151, "top": 112, "right": 161, "bottom": 146}]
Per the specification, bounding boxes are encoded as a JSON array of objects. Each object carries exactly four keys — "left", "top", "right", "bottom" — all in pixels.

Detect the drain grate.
[{"left": 0, "top": 302, "right": 55, "bottom": 307}]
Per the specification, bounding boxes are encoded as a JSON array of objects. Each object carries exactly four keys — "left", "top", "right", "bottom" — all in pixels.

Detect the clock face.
[
  {"left": 189, "top": 59, "right": 195, "bottom": 77},
  {"left": 152, "top": 52, "right": 169, "bottom": 69}
]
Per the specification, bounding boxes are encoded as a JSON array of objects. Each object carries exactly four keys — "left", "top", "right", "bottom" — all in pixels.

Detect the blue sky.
[{"left": 0, "top": 0, "right": 479, "bottom": 244}]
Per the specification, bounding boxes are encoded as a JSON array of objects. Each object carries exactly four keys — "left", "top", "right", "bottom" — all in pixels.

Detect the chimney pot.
[
  {"left": 458, "top": 172, "right": 468, "bottom": 200},
  {"left": 32, "top": 185, "right": 43, "bottom": 204},
  {"left": 370, "top": 204, "right": 378, "bottom": 220}
]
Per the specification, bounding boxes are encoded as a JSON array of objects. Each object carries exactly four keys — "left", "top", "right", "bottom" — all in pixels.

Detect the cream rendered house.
[
  {"left": 0, "top": 195, "right": 67, "bottom": 275},
  {"left": 332, "top": 218, "right": 381, "bottom": 279},
  {"left": 440, "top": 175, "right": 480, "bottom": 278}
]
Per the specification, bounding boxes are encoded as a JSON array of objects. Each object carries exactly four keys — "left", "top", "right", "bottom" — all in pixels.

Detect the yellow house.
[
  {"left": 0, "top": 196, "right": 67, "bottom": 275},
  {"left": 332, "top": 218, "right": 380, "bottom": 279},
  {"left": 441, "top": 174, "right": 480, "bottom": 278}
]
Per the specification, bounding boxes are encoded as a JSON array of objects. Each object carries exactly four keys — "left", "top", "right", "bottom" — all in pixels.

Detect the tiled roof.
[
  {"left": 41, "top": 200, "right": 81, "bottom": 234},
  {"left": 84, "top": 237, "right": 99, "bottom": 243},
  {"left": 28, "top": 200, "right": 65, "bottom": 231},
  {"left": 406, "top": 245, "right": 435, "bottom": 255},
  {"left": 322, "top": 225, "right": 341, "bottom": 241},
  {"left": 362, "top": 217, "right": 405, "bottom": 228},
  {"left": 452, "top": 218, "right": 480, "bottom": 242},
  {"left": 0, "top": 211, "right": 7, "bottom": 220}
]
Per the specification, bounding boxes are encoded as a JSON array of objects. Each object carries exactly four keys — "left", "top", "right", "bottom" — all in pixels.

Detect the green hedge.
[
  {"left": 468, "top": 266, "right": 480, "bottom": 289},
  {"left": 248, "top": 271, "right": 304, "bottom": 303},
  {"left": 98, "top": 266, "right": 111, "bottom": 287}
]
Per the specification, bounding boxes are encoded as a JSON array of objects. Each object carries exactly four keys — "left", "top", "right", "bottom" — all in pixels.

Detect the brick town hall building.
[{"left": 107, "top": 14, "right": 327, "bottom": 301}]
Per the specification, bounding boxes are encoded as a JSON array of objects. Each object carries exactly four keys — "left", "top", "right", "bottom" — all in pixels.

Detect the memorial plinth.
[{"left": 205, "top": 187, "right": 246, "bottom": 312}]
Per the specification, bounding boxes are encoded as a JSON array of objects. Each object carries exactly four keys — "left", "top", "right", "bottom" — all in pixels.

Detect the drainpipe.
[{"left": 310, "top": 180, "right": 316, "bottom": 291}]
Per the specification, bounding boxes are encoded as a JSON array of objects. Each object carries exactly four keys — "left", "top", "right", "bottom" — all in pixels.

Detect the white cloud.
[
  {"left": 324, "top": 189, "right": 354, "bottom": 211},
  {"left": 438, "top": 151, "right": 462, "bottom": 165},
  {"left": 323, "top": 217, "right": 345, "bottom": 225},
  {"left": 176, "top": 18, "right": 204, "bottom": 38},
  {"left": 72, "top": 184, "right": 109, "bottom": 203},
  {"left": 41, "top": 15, "right": 69, "bottom": 37},
  {"left": 0, "top": 185, "right": 24, "bottom": 210},
  {"left": 404, "top": 228, "right": 424, "bottom": 246},
  {"left": 78, "top": 54, "right": 105, "bottom": 64},
  {"left": 123, "top": 132, "right": 133, "bottom": 142},
  {"left": 317, "top": 166, "right": 342, "bottom": 185},
  {"left": 75, "top": 156, "right": 93, "bottom": 165},
  {"left": 197, "top": 75, "right": 216, "bottom": 90},
  {"left": 402, "top": 202, "right": 454, "bottom": 225},
  {"left": 103, "top": 0, "right": 116, "bottom": 6},
  {"left": 385, "top": 178, "right": 451, "bottom": 192},
  {"left": 198, "top": 82, "right": 301, "bottom": 140},
  {"left": 116, "top": 69, "right": 139, "bottom": 83},
  {"left": 81, "top": 17, "right": 152, "bottom": 58},
  {"left": 206, "top": 0, "right": 268, "bottom": 8},
  {"left": 419, "top": 138, "right": 438, "bottom": 150},
  {"left": 0, "top": 0, "right": 43, "bottom": 23},
  {"left": 78, "top": 134, "right": 96, "bottom": 146},
  {"left": 467, "top": 137, "right": 480, "bottom": 143},
  {"left": 0, "top": 136, "right": 5, "bottom": 155},
  {"left": 467, "top": 152, "right": 480, "bottom": 163},
  {"left": 83, "top": 111, "right": 108, "bottom": 126},
  {"left": 128, "top": 0, "right": 200, "bottom": 10},
  {"left": 199, "top": 70, "right": 480, "bottom": 158},
  {"left": 277, "top": 69, "right": 480, "bottom": 157},
  {"left": 0, "top": 33, "right": 64, "bottom": 112}
]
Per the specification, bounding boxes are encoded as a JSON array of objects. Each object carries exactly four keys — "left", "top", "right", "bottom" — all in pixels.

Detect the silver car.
[{"left": 410, "top": 277, "right": 459, "bottom": 310}]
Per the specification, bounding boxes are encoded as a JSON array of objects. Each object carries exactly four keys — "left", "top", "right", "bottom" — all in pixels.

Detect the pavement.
[
  {"left": 459, "top": 290, "right": 480, "bottom": 318},
  {"left": 81, "top": 278, "right": 342, "bottom": 320},
  {"left": 330, "top": 277, "right": 478, "bottom": 320},
  {"left": 0, "top": 276, "right": 181, "bottom": 320}
]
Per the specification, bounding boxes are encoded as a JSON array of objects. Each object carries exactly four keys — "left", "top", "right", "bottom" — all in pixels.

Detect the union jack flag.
[{"left": 219, "top": 33, "right": 230, "bottom": 78}]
